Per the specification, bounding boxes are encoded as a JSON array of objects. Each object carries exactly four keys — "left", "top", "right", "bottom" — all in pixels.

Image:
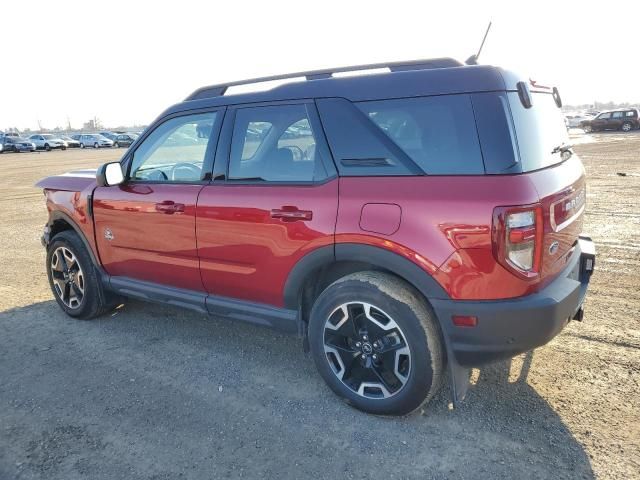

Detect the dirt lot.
[{"left": 0, "top": 135, "right": 638, "bottom": 479}]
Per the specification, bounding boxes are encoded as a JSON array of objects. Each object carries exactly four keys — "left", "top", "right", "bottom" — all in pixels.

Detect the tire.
[
  {"left": 45, "top": 143, "right": 51, "bottom": 151},
  {"left": 621, "top": 122, "right": 632, "bottom": 132},
  {"left": 583, "top": 124, "right": 592, "bottom": 133},
  {"left": 61, "top": 145, "right": 67, "bottom": 150},
  {"left": 308, "top": 272, "right": 444, "bottom": 416},
  {"left": 94, "top": 142, "right": 99, "bottom": 148},
  {"left": 80, "top": 143, "right": 85, "bottom": 149},
  {"left": 46, "top": 231, "right": 115, "bottom": 319}
]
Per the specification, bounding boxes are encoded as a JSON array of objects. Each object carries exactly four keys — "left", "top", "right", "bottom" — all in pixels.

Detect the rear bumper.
[{"left": 431, "top": 236, "right": 596, "bottom": 366}]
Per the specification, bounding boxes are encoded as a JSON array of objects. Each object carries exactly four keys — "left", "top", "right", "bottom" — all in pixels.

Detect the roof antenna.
[{"left": 465, "top": 21, "right": 492, "bottom": 65}]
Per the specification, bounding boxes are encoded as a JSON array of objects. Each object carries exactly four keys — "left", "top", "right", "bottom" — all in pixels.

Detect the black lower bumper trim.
[{"left": 432, "top": 236, "right": 595, "bottom": 367}]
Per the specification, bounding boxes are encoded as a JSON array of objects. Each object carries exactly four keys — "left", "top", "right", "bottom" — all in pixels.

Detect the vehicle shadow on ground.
[{"left": 0, "top": 300, "right": 594, "bottom": 480}]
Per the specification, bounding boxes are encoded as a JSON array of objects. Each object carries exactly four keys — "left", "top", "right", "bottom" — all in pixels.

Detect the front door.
[
  {"left": 93, "top": 110, "right": 222, "bottom": 291},
  {"left": 196, "top": 103, "right": 339, "bottom": 307},
  {"left": 592, "top": 112, "right": 610, "bottom": 130}
]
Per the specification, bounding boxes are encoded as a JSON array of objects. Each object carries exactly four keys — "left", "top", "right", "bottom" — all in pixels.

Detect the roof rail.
[{"left": 185, "top": 57, "right": 463, "bottom": 101}]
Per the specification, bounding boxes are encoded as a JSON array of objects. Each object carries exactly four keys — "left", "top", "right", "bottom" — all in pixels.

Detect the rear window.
[
  {"left": 507, "top": 92, "right": 570, "bottom": 172},
  {"left": 356, "top": 95, "right": 484, "bottom": 175}
]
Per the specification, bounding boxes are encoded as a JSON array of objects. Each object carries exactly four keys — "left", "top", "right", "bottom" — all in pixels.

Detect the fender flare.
[
  {"left": 283, "top": 243, "right": 450, "bottom": 310},
  {"left": 46, "top": 211, "right": 100, "bottom": 267}
]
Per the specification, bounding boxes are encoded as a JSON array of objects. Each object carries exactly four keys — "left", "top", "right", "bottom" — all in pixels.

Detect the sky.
[{"left": 1, "top": 0, "right": 638, "bottom": 131}]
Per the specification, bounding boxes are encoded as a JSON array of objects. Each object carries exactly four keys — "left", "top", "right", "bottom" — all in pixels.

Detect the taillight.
[{"left": 493, "top": 205, "right": 544, "bottom": 278}]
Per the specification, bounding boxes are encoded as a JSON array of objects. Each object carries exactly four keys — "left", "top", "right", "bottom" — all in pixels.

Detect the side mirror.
[{"left": 96, "top": 162, "right": 125, "bottom": 187}]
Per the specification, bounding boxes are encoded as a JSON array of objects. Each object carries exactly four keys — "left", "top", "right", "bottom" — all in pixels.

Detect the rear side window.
[
  {"left": 471, "top": 92, "right": 519, "bottom": 173},
  {"left": 625, "top": 111, "right": 637, "bottom": 117},
  {"left": 507, "top": 92, "right": 570, "bottom": 172},
  {"left": 229, "top": 104, "right": 326, "bottom": 182},
  {"left": 357, "top": 95, "right": 484, "bottom": 175},
  {"left": 612, "top": 111, "right": 623, "bottom": 118}
]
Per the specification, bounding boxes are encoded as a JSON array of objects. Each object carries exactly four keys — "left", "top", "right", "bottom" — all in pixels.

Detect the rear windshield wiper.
[{"left": 551, "top": 143, "right": 573, "bottom": 155}]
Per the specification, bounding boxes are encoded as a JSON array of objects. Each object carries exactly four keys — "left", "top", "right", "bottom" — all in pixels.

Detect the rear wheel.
[
  {"left": 46, "top": 231, "right": 116, "bottom": 319},
  {"left": 94, "top": 142, "right": 99, "bottom": 148},
  {"left": 621, "top": 122, "right": 632, "bottom": 132},
  {"left": 308, "top": 272, "right": 444, "bottom": 415}
]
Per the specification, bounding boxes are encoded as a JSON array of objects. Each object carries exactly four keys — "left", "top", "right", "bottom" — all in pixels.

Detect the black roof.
[{"left": 163, "top": 59, "right": 525, "bottom": 118}]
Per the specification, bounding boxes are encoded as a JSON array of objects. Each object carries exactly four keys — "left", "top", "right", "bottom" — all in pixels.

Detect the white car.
[
  {"left": 28, "top": 134, "right": 67, "bottom": 151},
  {"left": 77, "top": 134, "right": 114, "bottom": 149},
  {"left": 565, "top": 114, "right": 595, "bottom": 128}
]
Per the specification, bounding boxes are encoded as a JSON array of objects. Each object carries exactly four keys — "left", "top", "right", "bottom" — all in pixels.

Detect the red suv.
[{"left": 38, "top": 58, "right": 595, "bottom": 415}]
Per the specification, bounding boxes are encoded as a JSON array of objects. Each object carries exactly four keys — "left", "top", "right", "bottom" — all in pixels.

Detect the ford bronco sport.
[{"left": 37, "top": 58, "right": 595, "bottom": 415}]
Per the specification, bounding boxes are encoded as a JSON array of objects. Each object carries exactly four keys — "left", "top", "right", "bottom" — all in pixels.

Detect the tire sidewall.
[
  {"left": 308, "top": 275, "right": 438, "bottom": 415},
  {"left": 46, "top": 231, "right": 103, "bottom": 319}
]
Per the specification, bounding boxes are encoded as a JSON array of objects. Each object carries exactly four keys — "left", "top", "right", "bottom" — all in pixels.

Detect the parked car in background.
[
  {"left": 28, "top": 134, "right": 67, "bottom": 151},
  {"left": 99, "top": 131, "right": 118, "bottom": 142},
  {"left": 565, "top": 113, "right": 594, "bottom": 128},
  {"left": 78, "top": 134, "right": 113, "bottom": 148},
  {"left": 58, "top": 135, "right": 81, "bottom": 148},
  {"left": 581, "top": 108, "right": 640, "bottom": 132},
  {"left": 113, "top": 133, "right": 137, "bottom": 148},
  {"left": 1, "top": 136, "right": 36, "bottom": 153},
  {"left": 1, "top": 131, "right": 21, "bottom": 139}
]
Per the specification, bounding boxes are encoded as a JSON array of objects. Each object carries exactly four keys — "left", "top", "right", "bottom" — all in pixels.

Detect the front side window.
[
  {"left": 130, "top": 112, "right": 217, "bottom": 182},
  {"left": 229, "top": 104, "right": 324, "bottom": 182},
  {"left": 357, "top": 95, "right": 485, "bottom": 175},
  {"left": 598, "top": 113, "right": 611, "bottom": 119}
]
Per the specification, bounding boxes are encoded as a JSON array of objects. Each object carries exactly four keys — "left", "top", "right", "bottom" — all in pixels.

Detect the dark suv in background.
[
  {"left": 581, "top": 108, "right": 640, "bottom": 132},
  {"left": 37, "top": 58, "right": 595, "bottom": 415}
]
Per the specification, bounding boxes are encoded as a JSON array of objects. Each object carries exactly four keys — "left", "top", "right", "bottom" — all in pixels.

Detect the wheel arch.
[
  {"left": 283, "top": 243, "right": 450, "bottom": 321},
  {"left": 46, "top": 211, "right": 100, "bottom": 267}
]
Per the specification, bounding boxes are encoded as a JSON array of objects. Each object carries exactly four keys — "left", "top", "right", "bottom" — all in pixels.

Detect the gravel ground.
[{"left": 0, "top": 134, "right": 638, "bottom": 479}]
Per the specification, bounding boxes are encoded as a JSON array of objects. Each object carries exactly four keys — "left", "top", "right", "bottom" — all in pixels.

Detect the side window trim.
[
  {"left": 316, "top": 97, "right": 422, "bottom": 177},
  {"left": 217, "top": 101, "right": 336, "bottom": 186},
  {"left": 123, "top": 107, "right": 225, "bottom": 184}
]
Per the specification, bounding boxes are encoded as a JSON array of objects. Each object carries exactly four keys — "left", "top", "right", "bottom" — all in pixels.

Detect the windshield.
[
  {"left": 508, "top": 92, "right": 570, "bottom": 172},
  {"left": 41, "top": 134, "right": 54, "bottom": 139}
]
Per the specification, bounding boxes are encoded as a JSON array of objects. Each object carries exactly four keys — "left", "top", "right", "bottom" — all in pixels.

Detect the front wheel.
[
  {"left": 308, "top": 272, "right": 444, "bottom": 415},
  {"left": 44, "top": 143, "right": 51, "bottom": 151},
  {"left": 94, "top": 142, "right": 99, "bottom": 148},
  {"left": 583, "top": 124, "right": 593, "bottom": 133},
  {"left": 46, "top": 231, "right": 116, "bottom": 319},
  {"left": 80, "top": 143, "right": 85, "bottom": 149},
  {"left": 113, "top": 141, "right": 119, "bottom": 148}
]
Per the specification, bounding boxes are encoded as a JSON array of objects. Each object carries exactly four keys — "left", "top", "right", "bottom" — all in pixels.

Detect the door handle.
[
  {"left": 155, "top": 201, "right": 185, "bottom": 214},
  {"left": 270, "top": 206, "right": 313, "bottom": 222}
]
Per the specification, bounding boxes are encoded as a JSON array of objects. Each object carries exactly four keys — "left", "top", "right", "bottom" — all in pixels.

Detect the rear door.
[
  {"left": 196, "top": 102, "right": 338, "bottom": 307},
  {"left": 610, "top": 111, "right": 624, "bottom": 130},
  {"left": 93, "top": 110, "right": 223, "bottom": 291}
]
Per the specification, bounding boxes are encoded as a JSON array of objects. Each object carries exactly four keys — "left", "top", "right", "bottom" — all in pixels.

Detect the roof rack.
[{"left": 185, "top": 57, "right": 463, "bottom": 101}]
